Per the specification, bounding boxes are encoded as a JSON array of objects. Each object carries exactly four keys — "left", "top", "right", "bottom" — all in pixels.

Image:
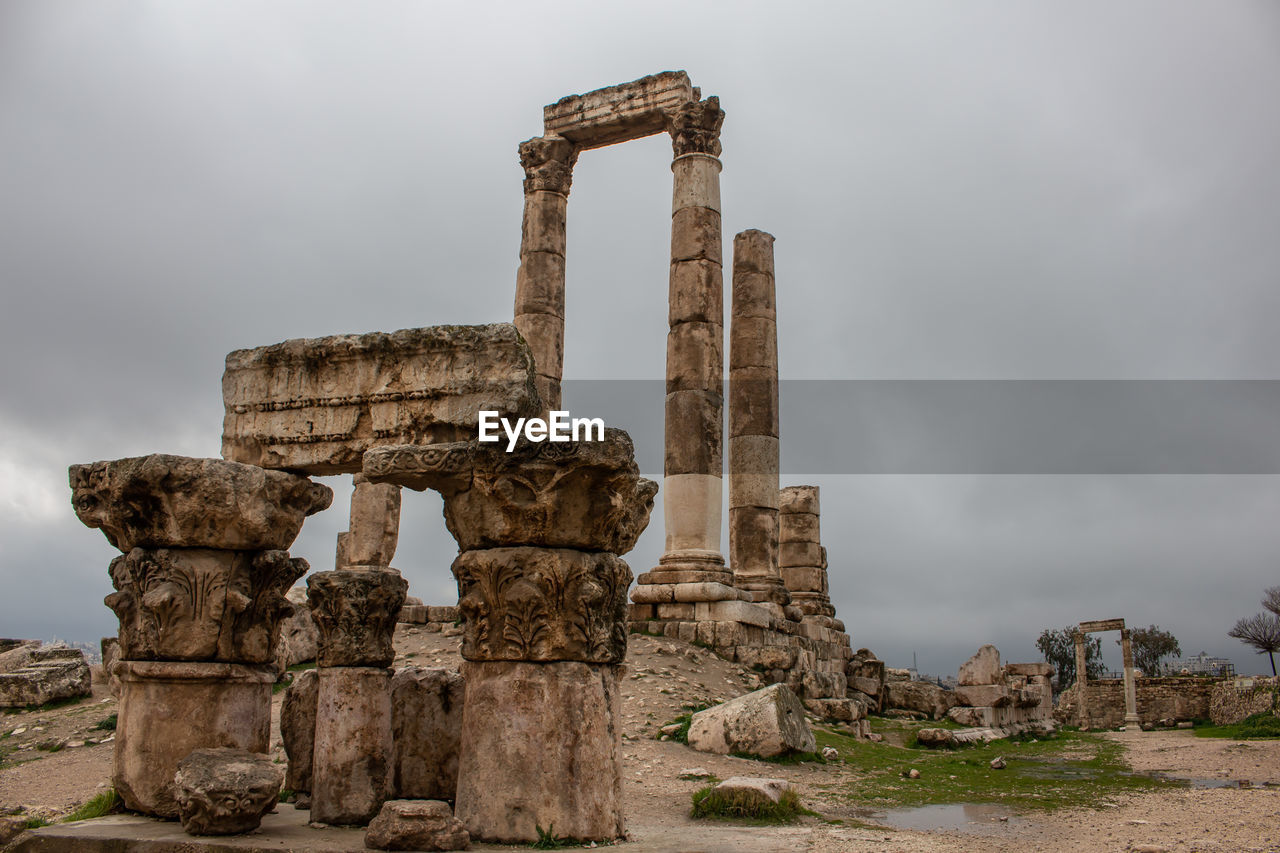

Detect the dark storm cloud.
[{"left": 2, "top": 1, "right": 1279, "bottom": 676}]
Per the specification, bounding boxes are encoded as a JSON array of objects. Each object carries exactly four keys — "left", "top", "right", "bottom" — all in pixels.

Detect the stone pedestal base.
[
  {"left": 455, "top": 661, "right": 624, "bottom": 843},
  {"left": 312, "top": 666, "right": 392, "bottom": 826},
  {"left": 114, "top": 661, "right": 274, "bottom": 818}
]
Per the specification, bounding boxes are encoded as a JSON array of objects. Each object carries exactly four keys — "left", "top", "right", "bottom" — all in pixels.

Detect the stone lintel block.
[
  {"left": 514, "top": 311, "right": 566, "bottom": 382},
  {"left": 728, "top": 435, "right": 781, "bottom": 495},
  {"left": 779, "top": 541, "right": 824, "bottom": 569},
  {"left": 729, "top": 318, "right": 779, "bottom": 372},
  {"left": 391, "top": 667, "right": 464, "bottom": 801},
  {"left": 454, "top": 548, "right": 632, "bottom": 663},
  {"left": 636, "top": 568, "right": 735, "bottom": 586},
  {"left": 728, "top": 504, "right": 779, "bottom": 578},
  {"left": 732, "top": 229, "right": 776, "bottom": 277},
  {"left": 671, "top": 206, "right": 722, "bottom": 264},
  {"left": 666, "top": 321, "right": 723, "bottom": 393},
  {"left": 70, "top": 455, "right": 331, "bottom": 553},
  {"left": 664, "top": 391, "right": 723, "bottom": 476},
  {"left": 781, "top": 565, "right": 827, "bottom": 595},
  {"left": 106, "top": 548, "right": 307, "bottom": 665},
  {"left": 704, "top": 599, "right": 776, "bottom": 629},
  {"left": 955, "top": 684, "right": 1012, "bottom": 708},
  {"left": 779, "top": 485, "right": 820, "bottom": 516},
  {"left": 1079, "top": 618, "right": 1126, "bottom": 633},
  {"left": 114, "top": 661, "right": 274, "bottom": 818},
  {"left": 1005, "top": 662, "right": 1054, "bottom": 678},
  {"left": 307, "top": 570, "right": 407, "bottom": 668},
  {"left": 779, "top": 510, "right": 820, "bottom": 544},
  {"left": 221, "top": 324, "right": 539, "bottom": 475},
  {"left": 456, "top": 661, "right": 625, "bottom": 842},
  {"left": 520, "top": 190, "right": 569, "bottom": 256},
  {"left": 669, "top": 258, "right": 723, "bottom": 325},
  {"left": 312, "top": 666, "right": 393, "bottom": 826},
  {"left": 514, "top": 251, "right": 567, "bottom": 318},
  {"left": 544, "top": 70, "right": 695, "bottom": 149},
  {"left": 671, "top": 152, "right": 722, "bottom": 214}
]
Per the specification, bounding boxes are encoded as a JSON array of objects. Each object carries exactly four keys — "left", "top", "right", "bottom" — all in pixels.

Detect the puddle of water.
[
  {"left": 1148, "top": 772, "right": 1248, "bottom": 789},
  {"left": 862, "top": 803, "right": 1026, "bottom": 834}
]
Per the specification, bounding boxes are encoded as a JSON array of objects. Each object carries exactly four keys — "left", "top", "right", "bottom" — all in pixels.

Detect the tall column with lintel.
[
  {"left": 513, "top": 136, "right": 577, "bottom": 411},
  {"left": 660, "top": 96, "right": 729, "bottom": 581},
  {"left": 729, "top": 229, "right": 789, "bottom": 606},
  {"left": 1073, "top": 629, "right": 1090, "bottom": 729},
  {"left": 1120, "top": 628, "right": 1140, "bottom": 727}
]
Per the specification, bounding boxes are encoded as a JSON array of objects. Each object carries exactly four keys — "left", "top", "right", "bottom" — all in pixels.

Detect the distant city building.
[{"left": 1169, "top": 651, "right": 1233, "bottom": 676}]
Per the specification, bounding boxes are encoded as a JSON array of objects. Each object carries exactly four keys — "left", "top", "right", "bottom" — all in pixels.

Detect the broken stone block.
[
  {"left": 707, "top": 776, "right": 796, "bottom": 809},
  {"left": 455, "top": 660, "right": 623, "bottom": 843},
  {"left": 802, "top": 698, "right": 860, "bottom": 722},
  {"left": 312, "top": 666, "right": 393, "bottom": 826},
  {"left": 883, "top": 680, "right": 957, "bottom": 721},
  {"left": 0, "top": 646, "right": 91, "bottom": 708},
  {"left": 308, "top": 570, "right": 407, "bottom": 668},
  {"left": 69, "top": 455, "right": 331, "bottom": 552},
  {"left": 280, "top": 668, "right": 318, "bottom": 795},
  {"left": 222, "top": 324, "right": 539, "bottom": 475},
  {"left": 451, "top": 548, "right": 632, "bottom": 663},
  {"left": 363, "top": 429, "right": 657, "bottom": 555},
  {"left": 365, "top": 799, "right": 470, "bottom": 851},
  {"left": 174, "top": 748, "right": 283, "bottom": 836},
  {"left": 687, "top": 683, "right": 815, "bottom": 758},
  {"left": 391, "top": 667, "right": 463, "bottom": 801},
  {"left": 106, "top": 548, "right": 307, "bottom": 664},
  {"left": 957, "top": 644, "right": 1003, "bottom": 686},
  {"left": 955, "top": 684, "right": 1012, "bottom": 708},
  {"left": 277, "top": 586, "right": 319, "bottom": 668},
  {"left": 543, "top": 71, "right": 695, "bottom": 149}
]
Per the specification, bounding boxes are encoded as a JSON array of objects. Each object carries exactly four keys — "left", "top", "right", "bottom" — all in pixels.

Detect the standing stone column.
[
  {"left": 307, "top": 569, "right": 407, "bottom": 826},
  {"left": 1120, "top": 628, "right": 1140, "bottom": 727},
  {"left": 660, "top": 97, "right": 729, "bottom": 582},
  {"left": 513, "top": 136, "right": 577, "bottom": 411},
  {"left": 778, "top": 486, "right": 833, "bottom": 618},
  {"left": 69, "top": 455, "right": 330, "bottom": 817},
  {"left": 1073, "top": 630, "right": 1091, "bottom": 728},
  {"left": 335, "top": 473, "right": 401, "bottom": 571},
  {"left": 729, "top": 230, "right": 788, "bottom": 606}
]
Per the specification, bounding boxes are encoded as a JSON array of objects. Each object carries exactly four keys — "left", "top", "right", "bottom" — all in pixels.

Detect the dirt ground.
[{"left": 3, "top": 627, "right": 1279, "bottom": 852}]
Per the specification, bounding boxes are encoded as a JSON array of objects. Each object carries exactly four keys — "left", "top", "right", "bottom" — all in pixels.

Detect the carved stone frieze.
[
  {"left": 363, "top": 428, "right": 657, "bottom": 555},
  {"left": 518, "top": 136, "right": 578, "bottom": 195},
  {"left": 453, "top": 547, "right": 632, "bottom": 664},
  {"left": 665, "top": 97, "right": 724, "bottom": 158},
  {"left": 307, "top": 570, "right": 407, "bottom": 668},
  {"left": 70, "top": 455, "right": 331, "bottom": 553}
]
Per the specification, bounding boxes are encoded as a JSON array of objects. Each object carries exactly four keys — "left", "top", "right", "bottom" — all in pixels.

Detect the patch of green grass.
[
  {"left": 658, "top": 701, "right": 719, "bottom": 744},
  {"left": 91, "top": 713, "right": 117, "bottom": 731},
  {"left": 529, "top": 822, "right": 584, "bottom": 848},
  {"left": 730, "top": 750, "right": 825, "bottom": 765},
  {"left": 272, "top": 662, "right": 318, "bottom": 694},
  {"left": 1194, "top": 713, "right": 1280, "bottom": 740},
  {"left": 62, "top": 790, "right": 119, "bottom": 823},
  {"left": 2, "top": 696, "right": 87, "bottom": 715},
  {"left": 21, "top": 817, "right": 50, "bottom": 830},
  {"left": 690, "top": 784, "right": 814, "bottom": 823},
  {"left": 35, "top": 741, "right": 64, "bottom": 753},
  {"left": 813, "top": 724, "right": 1182, "bottom": 812},
  {"left": 278, "top": 788, "right": 294, "bottom": 803}
]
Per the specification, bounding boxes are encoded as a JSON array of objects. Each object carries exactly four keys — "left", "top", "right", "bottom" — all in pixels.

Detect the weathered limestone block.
[
  {"left": 955, "top": 684, "right": 1012, "bottom": 708},
  {"left": 221, "top": 325, "right": 539, "bottom": 474},
  {"left": 706, "top": 777, "right": 796, "bottom": 810},
  {"left": 451, "top": 548, "right": 632, "bottom": 664},
  {"left": 0, "top": 640, "right": 40, "bottom": 671},
  {"left": 543, "top": 71, "right": 695, "bottom": 149},
  {"left": 69, "top": 455, "right": 331, "bottom": 552},
  {"left": 340, "top": 475, "right": 401, "bottom": 569},
  {"left": 114, "top": 660, "right": 274, "bottom": 817},
  {"left": 100, "top": 637, "right": 122, "bottom": 698},
  {"left": 280, "top": 668, "right": 318, "bottom": 795},
  {"left": 883, "top": 680, "right": 957, "bottom": 721},
  {"left": 277, "top": 587, "right": 319, "bottom": 668},
  {"left": 105, "top": 548, "right": 307, "bottom": 664},
  {"left": 366, "top": 800, "right": 470, "bottom": 852},
  {"left": 687, "top": 684, "right": 815, "bottom": 758},
  {"left": 308, "top": 570, "right": 407, "bottom": 668},
  {"left": 779, "top": 485, "right": 819, "bottom": 516},
  {"left": 312, "top": 666, "right": 393, "bottom": 826},
  {"left": 455, "top": 661, "right": 624, "bottom": 843},
  {"left": 0, "top": 647, "right": 92, "bottom": 708},
  {"left": 803, "top": 698, "right": 861, "bottom": 723},
  {"left": 958, "top": 645, "right": 1003, "bottom": 686},
  {"left": 364, "top": 430, "right": 657, "bottom": 555},
  {"left": 391, "top": 667, "right": 464, "bottom": 801},
  {"left": 174, "top": 748, "right": 283, "bottom": 836},
  {"left": 1005, "top": 662, "right": 1054, "bottom": 678}
]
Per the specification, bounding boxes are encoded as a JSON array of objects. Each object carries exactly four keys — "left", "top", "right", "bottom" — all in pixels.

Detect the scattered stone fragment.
[
  {"left": 709, "top": 776, "right": 795, "bottom": 809},
  {"left": 678, "top": 768, "right": 713, "bottom": 779},
  {"left": 821, "top": 746, "right": 839, "bottom": 761},
  {"left": 687, "top": 683, "right": 815, "bottom": 758},
  {"left": 990, "top": 756, "right": 1007, "bottom": 769},
  {"left": 364, "top": 799, "right": 470, "bottom": 851},
  {"left": 173, "top": 748, "right": 283, "bottom": 836}
]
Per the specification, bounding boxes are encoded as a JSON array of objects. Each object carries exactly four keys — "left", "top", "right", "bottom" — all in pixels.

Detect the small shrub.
[
  {"left": 92, "top": 713, "right": 117, "bottom": 731},
  {"left": 1195, "top": 712, "right": 1280, "bottom": 740},
  {"left": 659, "top": 701, "right": 719, "bottom": 744},
  {"left": 530, "top": 822, "right": 572, "bottom": 848},
  {"left": 63, "top": 790, "right": 119, "bottom": 823},
  {"left": 21, "top": 816, "right": 50, "bottom": 830}
]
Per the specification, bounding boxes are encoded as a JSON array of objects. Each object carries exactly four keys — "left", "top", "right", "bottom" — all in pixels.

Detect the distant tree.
[
  {"left": 1123, "top": 625, "right": 1181, "bottom": 676},
  {"left": 1229, "top": 613, "right": 1280, "bottom": 676},
  {"left": 1264, "top": 586, "right": 1280, "bottom": 618},
  {"left": 1037, "top": 626, "right": 1103, "bottom": 692}
]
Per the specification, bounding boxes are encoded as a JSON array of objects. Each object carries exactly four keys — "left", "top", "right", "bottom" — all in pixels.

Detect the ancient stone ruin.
[{"left": 60, "top": 70, "right": 875, "bottom": 847}]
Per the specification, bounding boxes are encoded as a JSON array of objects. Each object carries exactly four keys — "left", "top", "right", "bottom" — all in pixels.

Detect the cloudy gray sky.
[{"left": 3, "top": 1, "right": 1279, "bottom": 677}]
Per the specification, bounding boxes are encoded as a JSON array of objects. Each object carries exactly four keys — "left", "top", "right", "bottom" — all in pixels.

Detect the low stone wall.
[
  {"left": 1210, "top": 676, "right": 1279, "bottom": 725},
  {"left": 1058, "top": 677, "right": 1220, "bottom": 728}
]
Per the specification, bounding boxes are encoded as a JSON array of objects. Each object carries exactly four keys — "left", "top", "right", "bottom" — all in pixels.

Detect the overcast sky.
[{"left": 3, "top": 2, "right": 1279, "bottom": 677}]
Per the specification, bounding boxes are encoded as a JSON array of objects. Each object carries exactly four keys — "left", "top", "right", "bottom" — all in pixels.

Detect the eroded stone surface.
[
  {"left": 281, "top": 668, "right": 318, "bottom": 795},
  {"left": 453, "top": 548, "right": 632, "bottom": 663},
  {"left": 312, "top": 666, "right": 392, "bottom": 826},
  {"left": 543, "top": 71, "right": 695, "bottom": 149},
  {"left": 222, "top": 325, "right": 539, "bottom": 475},
  {"left": 308, "top": 570, "right": 407, "bottom": 668},
  {"left": 365, "top": 800, "right": 469, "bottom": 851},
  {"left": 364, "top": 429, "right": 656, "bottom": 554},
  {"left": 708, "top": 776, "right": 795, "bottom": 808},
  {"left": 958, "top": 644, "right": 1003, "bottom": 686},
  {"left": 278, "top": 587, "right": 319, "bottom": 668},
  {"left": 174, "top": 748, "right": 282, "bottom": 836},
  {"left": 391, "top": 667, "right": 463, "bottom": 801},
  {"left": 70, "top": 455, "right": 331, "bottom": 552},
  {"left": 687, "top": 684, "right": 815, "bottom": 758},
  {"left": 106, "top": 548, "right": 307, "bottom": 664},
  {"left": 0, "top": 646, "right": 91, "bottom": 709}
]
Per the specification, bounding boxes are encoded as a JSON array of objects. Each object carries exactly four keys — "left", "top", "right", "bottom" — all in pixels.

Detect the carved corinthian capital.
[
  {"left": 307, "top": 569, "right": 407, "bottom": 667},
  {"left": 518, "top": 136, "right": 578, "bottom": 195},
  {"left": 665, "top": 96, "right": 724, "bottom": 158}
]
